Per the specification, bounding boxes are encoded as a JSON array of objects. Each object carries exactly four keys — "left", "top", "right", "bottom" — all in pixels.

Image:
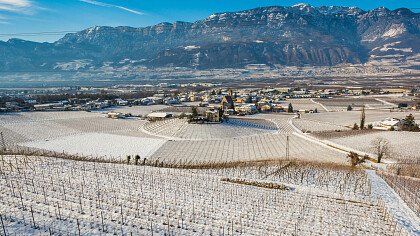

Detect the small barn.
[{"left": 147, "top": 112, "right": 172, "bottom": 122}]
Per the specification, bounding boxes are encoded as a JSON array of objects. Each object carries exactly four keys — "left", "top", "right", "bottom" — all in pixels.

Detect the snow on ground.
[
  {"left": 105, "top": 105, "right": 170, "bottom": 117},
  {"left": 302, "top": 110, "right": 420, "bottom": 127},
  {"left": 184, "top": 45, "right": 200, "bottom": 50},
  {"left": 287, "top": 99, "right": 327, "bottom": 112},
  {"left": 366, "top": 170, "right": 420, "bottom": 235},
  {"left": 383, "top": 25, "right": 406, "bottom": 38},
  {"left": 0, "top": 155, "right": 410, "bottom": 236},
  {"left": 22, "top": 133, "right": 166, "bottom": 161},
  {"left": 327, "top": 131, "right": 420, "bottom": 161},
  {"left": 313, "top": 98, "right": 393, "bottom": 112},
  {"left": 151, "top": 133, "right": 348, "bottom": 165},
  {"left": 292, "top": 118, "right": 349, "bottom": 132},
  {"left": 142, "top": 118, "right": 277, "bottom": 140}
]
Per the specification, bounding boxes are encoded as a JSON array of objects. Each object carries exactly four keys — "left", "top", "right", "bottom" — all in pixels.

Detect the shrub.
[{"left": 352, "top": 123, "right": 359, "bottom": 130}]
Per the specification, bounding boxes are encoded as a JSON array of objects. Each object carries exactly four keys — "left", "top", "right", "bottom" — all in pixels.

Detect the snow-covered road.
[{"left": 366, "top": 170, "right": 420, "bottom": 235}]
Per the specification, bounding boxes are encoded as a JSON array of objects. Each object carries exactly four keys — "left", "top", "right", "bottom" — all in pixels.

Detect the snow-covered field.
[
  {"left": 314, "top": 98, "right": 393, "bottom": 111},
  {"left": 151, "top": 133, "right": 348, "bottom": 165},
  {"left": 0, "top": 111, "right": 163, "bottom": 159},
  {"left": 0, "top": 108, "right": 419, "bottom": 235},
  {"left": 0, "top": 155, "right": 415, "bottom": 236},
  {"left": 326, "top": 131, "right": 420, "bottom": 161},
  {"left": 143, "top": 118, "right": 277, "bottom": 140},
  {"left": 105, "top": 105, "right": 170, "bottom": 117},
  {"left": 302, "top": 110, "right": 420, "bottom": 127},
  {"left": 292, "top": 118, "right": 350, "bottom": 133},
  {"left": 286, "top": 99, "right": 327, "bottom": 112},
  {"left": 0, "top": 111, "right": 349, "bottom": 164},
  {"left": 22, "top": 133, "right": 166, "bottom": 161}
]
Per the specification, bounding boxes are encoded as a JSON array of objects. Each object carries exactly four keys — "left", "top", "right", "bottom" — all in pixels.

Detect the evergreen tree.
[
  {"left": 401, "top": 114, "right": 419, "bottom": 132},
  {"left": 360, "top": 105, "right": 366, "bottom": 130},
  {"left": 288, "top": 103, "right": 294, "bottom": 113},
  {"left": 134, "top": 155, "right": 140, "bottom": 165},
  {"left": 191, "top": 107, "right": 198, "bottom": 118},
  {"left": 246, "top": 95, "right": 253, "bottom": 103},
  {"left": 347, "top": 105, "right": 353, "bottom": 111}
]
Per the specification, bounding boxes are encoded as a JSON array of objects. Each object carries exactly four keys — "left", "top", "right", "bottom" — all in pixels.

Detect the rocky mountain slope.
[{"left": 0, "top": 4, "right": 419, "bottom": 71}]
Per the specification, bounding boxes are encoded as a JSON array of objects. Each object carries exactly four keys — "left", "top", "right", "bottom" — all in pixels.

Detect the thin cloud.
[
  {"left": 80, "top": 0, "right": 143, "bottom": 15},
  {"left": 0, "top": 14, "right": 9, "bottom": 24},
  {"left": 0, "top": 0, "right": 32, "bottom": 12}
]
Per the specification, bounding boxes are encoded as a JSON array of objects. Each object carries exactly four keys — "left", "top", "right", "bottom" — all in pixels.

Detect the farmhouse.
[
  {"left": 205, "top": 110, "right": 221, "bottom": 122},
  {"left": 147, "top": 112, "right": 173, "bottom": 121},
  {"left": 235, "top": 104, "right": 258, "bottom": 115},
  {"left": 107, "top": 112, "right": 124, "bottom": 119},
  {"left": 116, "top": 99, "right": 129, "bottom": 106},
  {"left": 377, "top": 118, "right": 402, "bottom": 130},
  {"left": 272, "top": 104, "right": 286, "bottom": 112}
]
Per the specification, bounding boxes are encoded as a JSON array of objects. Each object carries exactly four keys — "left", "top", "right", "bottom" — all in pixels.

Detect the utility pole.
[{"left": 286, "top": 135, "right": 290, "bottom": 160}]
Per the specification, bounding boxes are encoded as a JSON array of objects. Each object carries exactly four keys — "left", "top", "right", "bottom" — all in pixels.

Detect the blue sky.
[{"left": 0, "top": 0, "right": 418, "bottom": 42}]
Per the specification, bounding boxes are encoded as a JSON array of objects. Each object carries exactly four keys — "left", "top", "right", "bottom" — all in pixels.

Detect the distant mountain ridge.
[{"left": 0, "top": 4, "right": 419, "bottom": 71}]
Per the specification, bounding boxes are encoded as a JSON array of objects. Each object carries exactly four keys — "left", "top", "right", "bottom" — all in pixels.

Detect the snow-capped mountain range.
[{"left": 1, "top": 4, "right": 419, "bottom": 71}]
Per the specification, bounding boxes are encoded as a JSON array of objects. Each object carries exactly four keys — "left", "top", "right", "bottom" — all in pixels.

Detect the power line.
[{"left": 0, "top": 31, "right": 77, "bottom": 37}]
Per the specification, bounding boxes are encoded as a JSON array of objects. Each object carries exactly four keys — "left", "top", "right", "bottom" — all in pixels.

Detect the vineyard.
[
  {"left": 0, "top": 111, "right": 351, "bottom": 165},
  {"left": 313, "top": 98, "right": 392, "bottom": 111},
  {"left": 142, "top": 118, "right": 277, "bottom": 140},
  {"left": 302, "top": 110, "right": 420, "bottom": 127},
  {"left": 0, "top": 107, "right": 419, "bottom": 235},
  {"left": 22, "top": 133, "right": 166, "bottom": 161},
  {"left": 150, "top": 133, "right": 348, "bottom": 165},
  {"left": 378, "top": 172, "right": 420, "bottom": 217},
  {"left": 0, "top": 155, "right": 414, "bottom": 236},
  {"left": 326, "top": 131, "right": 420, "bottom": 161},
  {"left": 292, "top": 118, "right": 349, "bottom": 133}
]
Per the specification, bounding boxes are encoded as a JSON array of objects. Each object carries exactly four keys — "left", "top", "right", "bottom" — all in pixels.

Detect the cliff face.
[{"left": 1, "top": 4, "right": 419, "bottom": 71}]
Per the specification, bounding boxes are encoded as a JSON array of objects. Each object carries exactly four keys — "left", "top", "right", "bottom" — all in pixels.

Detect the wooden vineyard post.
[
  {"left": 120, "top": 205, "right": 124, "bottom": 234},
  {"left": 0, "top": 214, "right": 6, "bottom": 236},
  {"left": 57, "top": 203, "right": 62, "bottom": 220},
  {"left": 101, "top": 210, "right": 105, "bottom": 232},
  {"left": 77, "top": 219, "right": 81, "bottom": 236},
  {"left": 30, "top": 206, "right": 36, "bottom": 229},
  {"left": 0, "top": 132, "right": 6, "bottom": 151},
  {"left": 180, "top": 209, "right": 184, "bottom": 229},
  {"left": 392, "top": 223, "right": 397, "bottom": 236},
  {"left": 150, "top": 221, "right": 153, "bottom": 236}
]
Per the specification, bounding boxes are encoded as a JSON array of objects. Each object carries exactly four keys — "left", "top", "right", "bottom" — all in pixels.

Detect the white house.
[
  {"left": 378, "top": 118, "right": 402, "bottom": 130},
  {"left": 147, "top": 112, "right": 172, "bottom": 121}
]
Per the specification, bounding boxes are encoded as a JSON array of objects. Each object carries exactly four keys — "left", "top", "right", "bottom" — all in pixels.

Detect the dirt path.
[{"left": 310, "top": 98, "right": 330, "bottom": 112}]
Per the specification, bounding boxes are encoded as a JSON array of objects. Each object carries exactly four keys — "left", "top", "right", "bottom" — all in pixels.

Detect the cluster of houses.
[{"left": 1, "top": 85, "right": 419, "bottom": 114}]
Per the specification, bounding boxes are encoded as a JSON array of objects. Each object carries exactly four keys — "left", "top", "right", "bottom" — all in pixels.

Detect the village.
[{"left": 1, "top": 84, "right": 419, "bottom": 132}]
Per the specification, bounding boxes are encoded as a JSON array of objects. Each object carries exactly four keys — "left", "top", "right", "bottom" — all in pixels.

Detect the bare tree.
[{"left": 371, "top": 138, "right": 391, "bottom": 163}]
